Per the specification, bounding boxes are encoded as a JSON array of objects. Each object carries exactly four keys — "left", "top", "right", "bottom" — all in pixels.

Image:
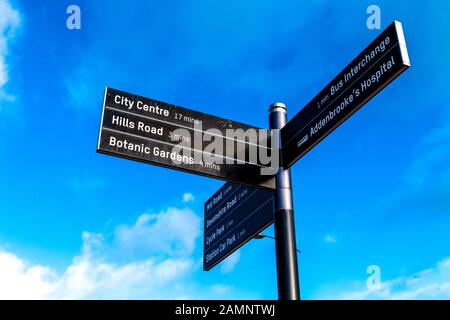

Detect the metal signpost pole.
[{"left": 269, "top": 103, "right": 300, "bottom": 300}]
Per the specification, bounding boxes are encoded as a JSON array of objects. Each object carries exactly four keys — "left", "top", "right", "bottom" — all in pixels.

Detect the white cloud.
[
  {"left": 115, "top": 207, "right": 200, "bottom": 258},
  {"left": 316, "top": 257, "right": 450, "bottom": 300},
  {"left": 0, "top": 252, "right": 56, "bottom": 299},
  {"left": 220, "top": 250, "right": 240, "bottom": 274},
  {"left": 324, "top": 234, "right": 336, "bottom": 244},
  {"left": 210, "top": 284, "right": 233, "bottom": 295},
  {"left": 0, "top": 206, "right": 242, "bottom": 299},
  {"left": 57, "top": 250, "right": 194, "bottom": 299},
  {"left": 0, "top": 0, "right": 20, "bottom": 102},
  {"left": 182, "top": 192, "right": 195, "bottom": 203}
]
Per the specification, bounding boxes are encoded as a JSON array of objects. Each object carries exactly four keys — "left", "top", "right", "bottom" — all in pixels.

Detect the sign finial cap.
[{"left": 269, "top": 102, "right": 286, "bottom": 113}]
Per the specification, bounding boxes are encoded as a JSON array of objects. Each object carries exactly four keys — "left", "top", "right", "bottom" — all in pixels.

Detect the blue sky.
[{"left": 0, "top": 0, "right": 449, "bottom": 299}]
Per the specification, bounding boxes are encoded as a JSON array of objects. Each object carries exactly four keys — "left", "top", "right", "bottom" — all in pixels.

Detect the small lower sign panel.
[{"left": 203, "top": 182, "right": 274, "bottom": 271}]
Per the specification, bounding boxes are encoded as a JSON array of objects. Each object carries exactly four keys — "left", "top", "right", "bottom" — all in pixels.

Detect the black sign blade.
[
  {"left": 281, "top": 21, "right": 410, "bottom": 168},
  {"left": 97, "top": 87, "right": 276, "bottom": 189},
  {"left": 203, "top": 182, "right": 274, "bottom": 271}
]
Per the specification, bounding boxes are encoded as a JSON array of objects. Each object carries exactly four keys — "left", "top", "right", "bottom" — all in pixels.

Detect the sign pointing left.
[{"left": 97, "top": 88, "right": 276, "bottom": 189}]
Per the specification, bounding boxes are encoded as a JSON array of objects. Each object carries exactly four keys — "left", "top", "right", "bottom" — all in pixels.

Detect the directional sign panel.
[
  {"left": 203, "top": 182, "right": 274, "bottom": 271},
  {"left": 97, "top": 87, "right": 275, "bottom": 189},
  {"left": 281, "top": 21, "right": 410, "bottom": 168}
]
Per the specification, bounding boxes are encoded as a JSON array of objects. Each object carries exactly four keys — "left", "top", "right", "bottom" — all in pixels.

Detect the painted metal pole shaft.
[{"left": 269, "top": 103, "right": 300, "bottom": 300}]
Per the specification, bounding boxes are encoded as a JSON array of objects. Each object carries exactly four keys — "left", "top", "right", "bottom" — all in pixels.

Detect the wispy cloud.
[
  {"left": 182, "top": 192, "right": 195, "bottom": 203},
  {"left": 319, "top": 257, "right": 450, "bottom": 300},
  {"left": 0, "top": 0, "right": 20, "bottom": 104},
  {"left": 220, "top": 250, "right": 240, "bottom": 274},
  {"left": 324, "top": 234, "right": 337, "bottom": 244},
  {"left": 379, "top": 110, "right": 450, "bottom": 220}
]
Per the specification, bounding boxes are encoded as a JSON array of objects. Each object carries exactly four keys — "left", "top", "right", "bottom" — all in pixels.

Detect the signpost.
[
  {"left": 97, "top": 20, "right": 410, "bottom": 301},
  {"left": 281, "top": 21, "right": 410, "bottom": 168},
  {"left": 203, "top": 182, "right": 274, "bottom": 271},
  {"left": 97, "top": 87, "right": 275, "bottom": 189}
]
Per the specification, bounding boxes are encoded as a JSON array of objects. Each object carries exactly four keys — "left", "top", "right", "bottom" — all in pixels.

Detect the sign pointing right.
[{"left": 281, "top": 21, "right": 410, "bottom": 168}]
